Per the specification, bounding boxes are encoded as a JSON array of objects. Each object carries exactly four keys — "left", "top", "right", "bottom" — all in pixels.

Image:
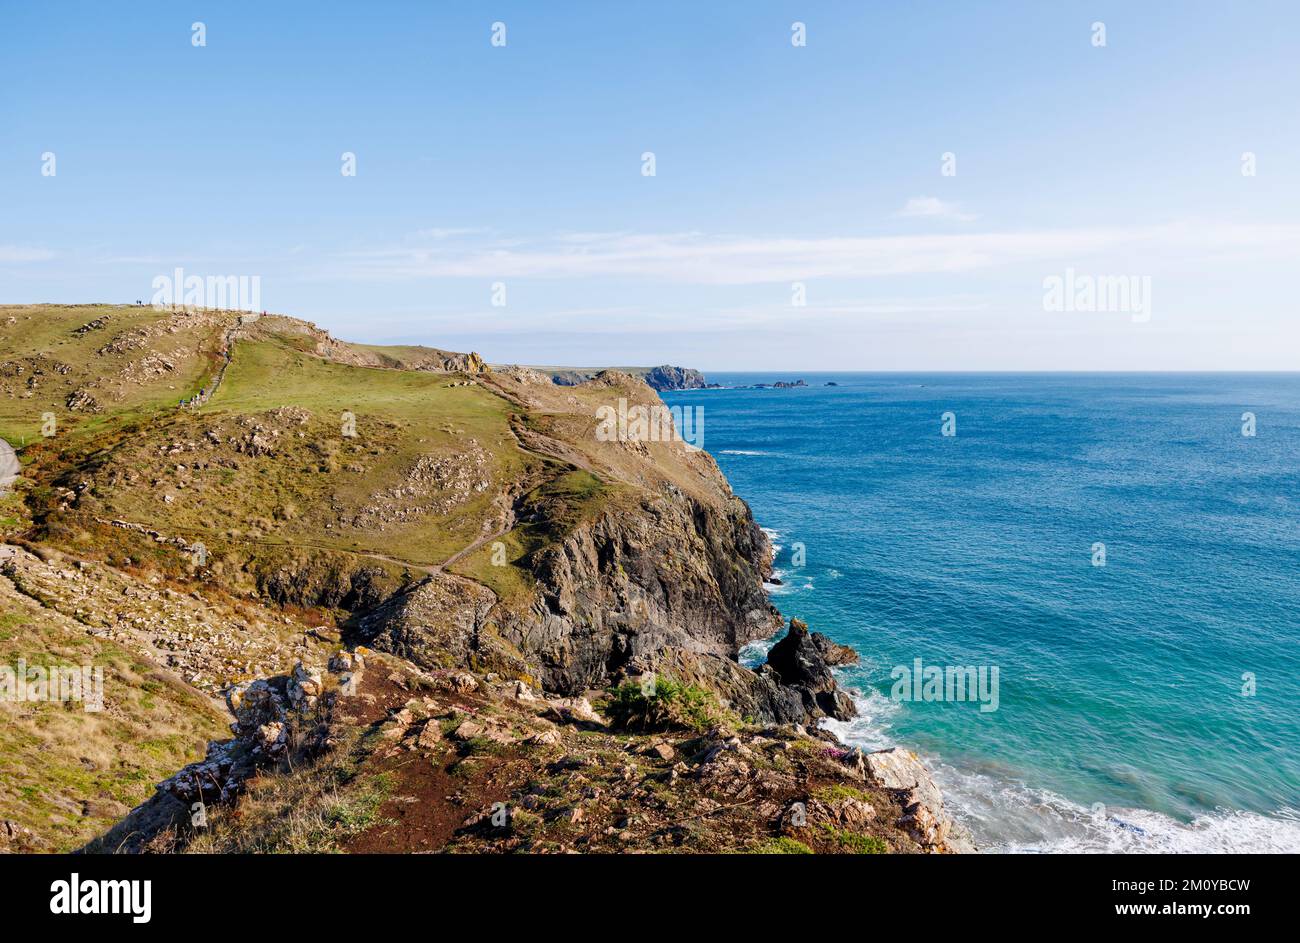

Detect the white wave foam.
[
  {"left": 722, "top": 449, "right": 769, "bottom": 456},
  {"left": 739, "top": 635, "right": 778, "bottom": 669},
  {"left": 823, "top": 689, "right": 1300, "bottom": 854},
  {"left": 820, "top": 687, "right": 901, "bottom": 752},
  {"left": 763, "top": 571, "right": 813, "bottom": 596}
]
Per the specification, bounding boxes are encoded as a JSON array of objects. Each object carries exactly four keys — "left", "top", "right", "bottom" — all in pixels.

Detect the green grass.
[
  {"left": 820, "top": 823, "right": 890, "bottom": 854},
  {"left": 72, "top": 332, "right": 530, "bottom": 567},
  {"left": 451, "top": 467, "right": 613, "bottom": 603},
  {"left": 185, "top": 729, "right": 393, "bottom": 853},
  {"left": 605, "top": 676, "right": 726, "bottom": 733},
  {"left": 0, "top": 304, "right": 228, "bottom": 446},
  {"left": 0, "top": 592, "right": 226, "bottom": 851},
  {"left": 813, "top": 784, "right": 873, "bottom": 804},
  {"left": 750, "top": 836, "right": 814, "bottom": 854}
]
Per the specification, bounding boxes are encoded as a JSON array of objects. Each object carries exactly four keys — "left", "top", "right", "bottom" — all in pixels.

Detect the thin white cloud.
[
  {"left": 896, "top": 196, "right": 977, "bottom": 222},
  {"left": 331, "top": 295, "right": 992, "bottom": 338},
  {"left": 0, "top": 246, "right": 56, "bottom": 263},
  {"left": 412, "top": 227, "right": 490, "bottom": 240},
  {"left": 324, "top": 222, "right": 1300, "bottom": 285}
]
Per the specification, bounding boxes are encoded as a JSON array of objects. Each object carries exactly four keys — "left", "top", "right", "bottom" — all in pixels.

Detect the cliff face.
[
  {"left": 516, "top": 492, "right": 778, "bottom": 692},
  {"left": 358, "top": 476, "right": 858, "bottom": 728},
  {"left": 351, "top": 368, "right": 860, "bottom": 728}
]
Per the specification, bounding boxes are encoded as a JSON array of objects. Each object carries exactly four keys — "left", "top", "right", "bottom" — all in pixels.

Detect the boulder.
[
  {"left": 548, "top": 696, "right": 601, "bottom": 725},
  {"left": 451, "top": 720, "right": 487, "bottom": 741},
  {"left": 226, "top": 678, "right": 287, "bottom": 734},
  {"left": 864, "top": 747, "right": 975, "bottom": 853},
  {"left": 415, "top": 721, "right": 443, "bottom": 750},
  {"left": 286, "top": 662, "right": 323, "bottom": 710}
]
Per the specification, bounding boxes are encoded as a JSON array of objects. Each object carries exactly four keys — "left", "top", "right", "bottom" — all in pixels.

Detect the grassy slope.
[
  {"left": 74, "top": 328, "right": 534, "bottom": 568},
  {"left": 0, "top": 304, "right": 228, "bottom": 447},
  {"left": 0, "top": 589, "right": 227, "bottom": 851},
  {"left": 0, "top": 305, "right": 748, "bottom": 853}
]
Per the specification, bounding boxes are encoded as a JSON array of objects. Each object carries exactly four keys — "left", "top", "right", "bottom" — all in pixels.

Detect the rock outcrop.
[
  {"left": 512, "top": 493, "right": 778, "bottom": 693},
  {"left": 641, "top": 364, "right": 712, "bottom": 391},
  {"left": 357, "top": 572, "right": 497, "bottom": 672},
  {"left": 544, "top": 364, "right": 713, "bottom": 391},
  {"left": 764, "top": 618, "right": 857, "bottom": 721},
  {"left": 359, "top": 490, "right": 859, "bottom": 729},
  {"left": 864, "top": 747, "right": 976, "bottom": 854},
  {"left": 97, "top": 649, "right": 968, "bottom": 854}
]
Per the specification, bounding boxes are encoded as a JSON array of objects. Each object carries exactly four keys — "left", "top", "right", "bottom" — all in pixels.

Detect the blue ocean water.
[{"left": 663, "top": 374, "right": 1300, "bottom": 853}]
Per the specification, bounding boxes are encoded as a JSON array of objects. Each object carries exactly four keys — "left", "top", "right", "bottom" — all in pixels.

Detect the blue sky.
[{"left": 2, "top": 1, "right": 1297, "bottom": 370}]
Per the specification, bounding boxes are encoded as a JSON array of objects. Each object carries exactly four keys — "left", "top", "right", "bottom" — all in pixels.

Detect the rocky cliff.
[{"left": 0, "top": 303, "right": 970, "bottom": 855}]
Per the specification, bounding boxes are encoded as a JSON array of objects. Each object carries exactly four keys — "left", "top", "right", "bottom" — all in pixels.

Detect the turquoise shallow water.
[{"left": 663, "top": 374, "right": 1300, "bottom": 852}]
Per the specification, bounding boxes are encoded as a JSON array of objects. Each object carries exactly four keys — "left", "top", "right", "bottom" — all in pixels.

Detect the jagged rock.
[
  {"left": 66, "top": 388, "right": 101, "bottom": 413},
  {"left": 227, "top": 679, "right": 287, "bottom": 735},
  {"left": 451, "top": 720, "right": 486, "bottom": 741},
  {"left": 641, "top": 365, "right": 711, "bottom": 392},
  {"left": 811, "top": 633, "right": 860, "bottom": 666},
  {"left": 286, "top": 662, "right": 322, "bottom": 710},
  {"left": 548, "top": 696, "right": 601, "bottom": 725},
  {"left": 156, "top": 740, "right": 247, "bottom": 805},
  {"left": 440, "top": 670, "right": 479, "bottom": 694},
  {"left": 329, "top": 650, "right": 362, "bottom": 673},
  {"left": 415, "top": 721, "right": 443, "bottom": 750},
  {"left": 358, "top": 575, "right": 496, "bottom": 674},
  {"left": 255, "top": 722, "right": 287, "bottom": 756},
  {"left": 503, "top": 491, "right": 779, "bottom": 695},
  {"left": 764, "top": 619, "right": 856, "bottom": 721},
  {"left": 821, "top": 796, "right": 875, "bottom": 830}
]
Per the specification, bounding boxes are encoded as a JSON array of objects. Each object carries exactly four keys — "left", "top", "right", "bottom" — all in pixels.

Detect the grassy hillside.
[
  {"left": 0, "top": 564, "right": 228, "bottom": 851},
  {"left": 0, "top": 304, "right": 230, "bottom": 447},
  {"left": 0, "top": 303, "right": 851, "bottom": 856}
]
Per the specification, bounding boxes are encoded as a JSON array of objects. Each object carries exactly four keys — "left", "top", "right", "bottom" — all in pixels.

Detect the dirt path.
[
  {"left": 0, "top": 438, "right": 19, "bottom": 496},
  {"left": 434, "top": 482, "right": 524, "bottom": 574},
  {"left": 186, "top": 319, "right": 244, "bottom": 410}
]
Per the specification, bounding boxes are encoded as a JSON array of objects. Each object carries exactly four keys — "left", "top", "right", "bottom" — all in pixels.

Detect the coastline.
[
  {"left": 751, "top": 525, "right": 977, "bottom": 854},
  {"left": 668, "top": 373, "right": 1300, "bottom": 856},
  {"left": 752, "top": 523, "right": 1300, "bottom": 854}
]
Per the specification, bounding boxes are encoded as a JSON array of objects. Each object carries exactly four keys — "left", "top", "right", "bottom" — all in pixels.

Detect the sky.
[{"left": 1, "top": 1, "right": 1298, "bottom": 371}]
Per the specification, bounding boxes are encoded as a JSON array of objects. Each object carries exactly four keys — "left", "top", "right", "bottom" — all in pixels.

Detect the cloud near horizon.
[{"left": 323, "top": 222, "right": 1300, "bottom": 285}]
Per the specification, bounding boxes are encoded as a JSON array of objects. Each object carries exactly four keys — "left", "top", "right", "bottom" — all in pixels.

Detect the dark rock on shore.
[{"left": 765, "top": 618, "right": 857, "bottom": 721}]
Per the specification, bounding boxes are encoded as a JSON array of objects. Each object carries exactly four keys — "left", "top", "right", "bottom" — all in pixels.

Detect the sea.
[{"left": 661, "top": 373, "right": 1300, "bottom": 853}]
